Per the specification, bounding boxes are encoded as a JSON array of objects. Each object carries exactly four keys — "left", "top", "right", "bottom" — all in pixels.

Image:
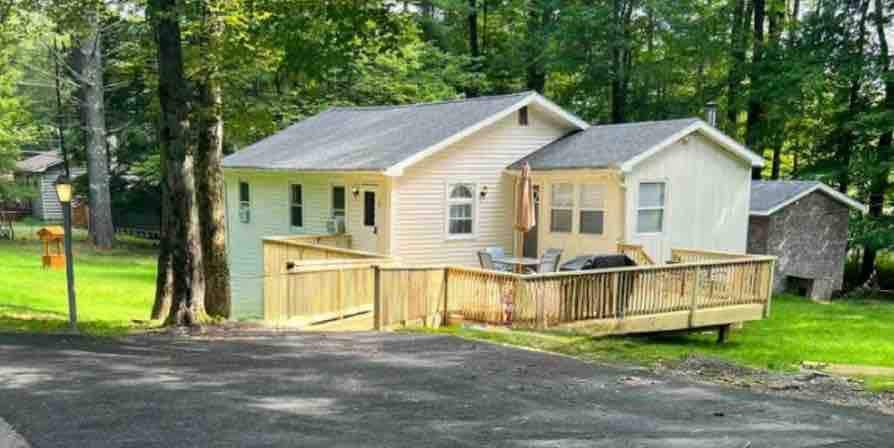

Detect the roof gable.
[
  {"left": 509, "top": 118, "right": 763, "bottom": 171},
  {"left": 750, "top": 180, "right": 867, "bottom": 215},
  {"left": 222, "top": 92, "right": 588, "bottom": 175}
]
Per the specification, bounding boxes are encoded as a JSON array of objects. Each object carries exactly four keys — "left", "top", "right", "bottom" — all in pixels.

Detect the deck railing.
[
  {"left": 670, "top": 247, "right": 753, "bottom": 263},
  {"left": 617, "top": 243, "right": 655, "bottom": 265},
  {"left": 261, "top": 238, "right": 775, "bottom": 335}
]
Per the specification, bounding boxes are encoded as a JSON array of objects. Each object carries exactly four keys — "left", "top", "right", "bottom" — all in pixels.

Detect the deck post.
[
  {"left": 535, "top": 280, "right": 546, "bottom": 329},
  {"left": 373, "top": 265, "right": 383, "bottom": 330},
  {"left": 717, "top": 324, "right": 731, "bottom": 344},
  {"left": 687, "top": 267, "right": 700, "bottom": 328},
  {"left": 763, "top": 259, "right": 775, "bottom": 318},
  {"left": 442, "top": 268, "right": 449, "bottom": 327}
]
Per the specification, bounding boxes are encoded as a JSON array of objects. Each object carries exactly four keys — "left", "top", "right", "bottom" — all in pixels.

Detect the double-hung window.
[
  {"left": 332, "top": 186, "right": 346, "bottom": 219},
  {"left": 550, "top": 183, "right": 574, "bottom": 233},
  {"left": 637, "top": 182, "right": 666, "bottom": 233},
  {"left": 238, "top": 181, "right": 250, "bottom": 223},
  {"left": 447, "top": 183, "right": 475, "bottom": 236},
  {"left": 290, "top": 184, "right": 303, "bottom": 228},
  {"left": 579, "top": 184, "right": 605, "bottom": 235}
]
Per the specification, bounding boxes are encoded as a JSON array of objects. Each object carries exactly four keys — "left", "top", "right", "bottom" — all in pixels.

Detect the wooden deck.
[{"left": 260, "top": 236, "right": 775, "bottom": 336}]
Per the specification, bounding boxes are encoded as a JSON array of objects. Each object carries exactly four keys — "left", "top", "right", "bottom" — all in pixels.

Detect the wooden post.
[
  {"left": 688, "top": 267, "right": 700, "bottom": 328},
  {"left": 535, "top": 279, "right": 546, "bottom": 329},
  {"left": 373, "top": 265, "right": 383, "bottom": 330},
  {"left": 336, "top": 269, "right": 343, "bottom": 321},
  {"left": 717, "top": 324, "right": 731, "bottom": 344},
  {"left": 763, "top": 259, "right": 775, "bottom": 318}
]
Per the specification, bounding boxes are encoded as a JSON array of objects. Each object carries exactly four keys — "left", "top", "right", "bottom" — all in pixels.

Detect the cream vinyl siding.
[
  {"left": 624, "top": 133, "right": 751, "bottom": 263},
  {"left": 224, "top": 169, "right": 390, "bottom": 318},
  {"left": 532, "top": 170, "right": 626, "bottom": 261},
  {"left": 393, "top": 107, "right": 573, "bottom": 266}
]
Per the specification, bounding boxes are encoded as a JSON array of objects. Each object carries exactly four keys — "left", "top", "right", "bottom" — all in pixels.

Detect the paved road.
[{"left": 0, "top": 332, "right": 891, "bottom": 448}]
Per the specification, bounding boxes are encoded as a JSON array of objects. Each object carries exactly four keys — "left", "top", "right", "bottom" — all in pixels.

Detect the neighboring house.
[
  {"left": 14, "top": 152, "right": 86, "bottom": 221},
  {"left": 222, "top": 92, "right": 764, "bottom": 318},
  {"left": 748, "top": 181, "right": 867, "bottom": 300}
]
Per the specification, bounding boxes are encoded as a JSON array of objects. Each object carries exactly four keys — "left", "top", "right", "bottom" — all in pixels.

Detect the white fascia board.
[
  {"left": 383, "top": 93, "right": 589, "bottom": 177},
  {"left": 620, "top": 120, "right": 765, "bottom": 173},
  {"left": 750, "top": 184, "right": 868, "bottom": 216}
]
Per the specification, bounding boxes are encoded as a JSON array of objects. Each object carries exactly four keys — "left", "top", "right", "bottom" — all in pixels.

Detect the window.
[
  {"left": 363, "top": 191, "right": 376, "bottom": 227},
  {"left": 579, "top": 184, "right": 605, "bottom": 235},
  {"left": 550, "top": 183, "right": 573, "bottom": 233},
  {"left": 238, "top": 181, "right": 250, "bottom": 223},
  {"left": 637, "top": 182, "right": 665, "bottom": 233},
  {"left": 518, "top": 106, "right": 529, "bottom": 126},
  {"left": 447, "top": 183, "right": 475, "bottom": 236},
  {"left": 290, "top": 184, "right": 303, "bottom": 228},
  {"left": 332, "top": 186, "right": 346, "bottom": 218}
]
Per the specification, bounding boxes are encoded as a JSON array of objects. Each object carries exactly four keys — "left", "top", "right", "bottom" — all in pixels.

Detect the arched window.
[{"left": 447, "top": 183, "right": 475, "bottom": 236}]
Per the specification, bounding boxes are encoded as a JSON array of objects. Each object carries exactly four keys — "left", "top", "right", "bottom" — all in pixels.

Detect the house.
[
  {"left": 748, "top": 180, "right": 867, "bottom": 300},
  {"left": 14, "top": 152, "right": 86, "bottom": 221},
  {"left": 222, "top": 91, "right": 764, "bottom": 318}
]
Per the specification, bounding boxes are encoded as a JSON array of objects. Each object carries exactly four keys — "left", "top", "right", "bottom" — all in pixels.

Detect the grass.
[
  {"left": 419, "top": 294, "right": 894, "bottom": 391},
  {"left": 0, "top": 219, "right": 158, "bottom": 336}
]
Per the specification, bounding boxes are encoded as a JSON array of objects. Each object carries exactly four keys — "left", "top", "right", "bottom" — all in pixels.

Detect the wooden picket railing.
[
  {"left": 670, "top": 247, "right": 753, "bottom": 263},
  {"left": 617, "top": 243, "right": 655, "bottom": 266},
  {"left": 261, "top": 238, "right": 776, "bottom": 336}
]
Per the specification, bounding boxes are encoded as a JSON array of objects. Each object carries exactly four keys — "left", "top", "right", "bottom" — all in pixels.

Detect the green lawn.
[
  {"left": 421, "top": 294, "right": 894, "bottom": 391},
  {"left": 0, "top": 223, "right": 158, "bottom": 336}
]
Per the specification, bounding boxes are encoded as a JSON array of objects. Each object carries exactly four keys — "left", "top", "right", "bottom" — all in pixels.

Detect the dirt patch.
[{"left": 653, "top": 355, "right": 894, "bottom": 415}]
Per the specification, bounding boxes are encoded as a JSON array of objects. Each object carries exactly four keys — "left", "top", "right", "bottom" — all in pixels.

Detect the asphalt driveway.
[{"left": 0, "top": 332, "right": 891, "bottom": 448}]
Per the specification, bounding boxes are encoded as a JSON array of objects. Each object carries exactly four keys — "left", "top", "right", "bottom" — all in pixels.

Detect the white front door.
[{"left": 354, "top": 186, "right": 380, "bottom": 253}]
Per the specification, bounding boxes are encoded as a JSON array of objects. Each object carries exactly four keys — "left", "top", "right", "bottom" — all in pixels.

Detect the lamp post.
[{"left": 54, "top": 175, "right": 77, "bottom": 332}]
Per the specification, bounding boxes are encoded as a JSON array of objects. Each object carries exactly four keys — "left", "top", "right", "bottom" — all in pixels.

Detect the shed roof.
[
  {"left": 222, "top": 91, "right": 587, "bottom": 175},
  {"left": 509, "top": 118, "right": 764, "bottom": 172},
  {"left": 750, "top": 180, "right": 867, "bottom": 216},
  {"left": 15, "top": 152, "right": 64, "bottom": 174}
]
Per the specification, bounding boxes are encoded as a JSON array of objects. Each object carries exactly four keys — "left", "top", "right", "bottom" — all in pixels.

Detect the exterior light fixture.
[
  {"left": 54, "top": 175, "right": 73, "bottom": 203},
  {"left": 352, "top": 187, "right": 360, "bottom": 199},
  {"left": 54, "top": 174, "right": 77, "bottom": 332},
  {"left": 480, "top": 185, "right": 488, "bottom": 200}
]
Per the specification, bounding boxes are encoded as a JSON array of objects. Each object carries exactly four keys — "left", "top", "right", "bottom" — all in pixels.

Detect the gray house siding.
[
  {"left": 748, "top": 190, "right": 850, "bottom": 299},
  {"left": 32, "top": 166, "right": 87, "bottom": 221}
]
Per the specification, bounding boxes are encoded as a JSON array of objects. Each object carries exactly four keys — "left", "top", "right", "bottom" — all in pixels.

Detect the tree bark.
[
  {"left": 151, "top": 0, "right": 206, "bottom": 326},
  {"left": 465, "top": 0, "right": 479, "bottom": 97},
  {"left": 195, "top": 0, "right": 231, "bottom": 318},
  {"left": 746, "top": 0, "right": 766, "bottom": 180},
  {"left": 79, "top": 9, "right": 115, "bottom": 249},
  {"left": 862, "top": 0, "right": 894, "bottom": 282},
  {"left": 610, "top": 0, "right": 635, "bottom": 123},
  {"left": 726, "top": 0, "right": 747, "bottom": 135},
  {"left": 525, "top": 0, "right": 552, "bottom": 93}
]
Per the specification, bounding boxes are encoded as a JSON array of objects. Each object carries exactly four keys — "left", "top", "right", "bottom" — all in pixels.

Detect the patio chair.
[
  {"left": 484, "top": 247, "right": 511, "bottom": 272},
  {"left": 477, "top": 250, "right": 497, "bottom": 270},
  {"left": 538, "top": 248, "right": 563, "bottom": 273}
]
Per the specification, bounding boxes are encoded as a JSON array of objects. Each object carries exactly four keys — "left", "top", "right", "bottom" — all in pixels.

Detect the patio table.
[{"left": 493, "top": 256, "right": 540, "bottom": 274}]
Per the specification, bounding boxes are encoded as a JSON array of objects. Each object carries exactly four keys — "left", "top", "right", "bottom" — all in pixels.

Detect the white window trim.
[
  {"left": 238, "top": 180, "right": 251, "bottom": 224},
  {"left": 636, "top": 180, "right": 667, "bottom": 235},
  {"left": 444, "top": 182, "right": 478, "bottom": 240},
  {"left": 579, "top": 184, "right": 606, "bottom": 236},
  {"left": 289, "top": 183, "right": 303, "bottom": 230},
  {"left": 549, "top": 182, "right": 574, "bottom": 234}
]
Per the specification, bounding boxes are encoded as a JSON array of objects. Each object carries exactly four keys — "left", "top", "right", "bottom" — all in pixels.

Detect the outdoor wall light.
[
  {"left": 480, "top": 185, "right": 488, "bottom": 200},
  {"left": 351, "top": 187, "right": 360, "bottom": 199}
]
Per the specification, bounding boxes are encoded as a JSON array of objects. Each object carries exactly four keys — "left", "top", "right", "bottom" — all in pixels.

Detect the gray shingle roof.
[
  {"left": 509, "top": 118, "right": 703, "bottom": 170},
  {"left": 750, "top": 180, "right": 822, "bottom": 213},
  {"left": 15, "top": 152, "right": 64, "bottom": 173},
  {"left": 222, "top": 92, "right": 535, "bottom": 171}
]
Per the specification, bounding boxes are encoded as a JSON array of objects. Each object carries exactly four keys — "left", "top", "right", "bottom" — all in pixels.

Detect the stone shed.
[{"left": 748, "top": 181, "right": 867, "bottom": 300}]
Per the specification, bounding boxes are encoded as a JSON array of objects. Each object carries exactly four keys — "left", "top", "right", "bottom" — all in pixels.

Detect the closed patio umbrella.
[{"left": 515, "top": 162, "right": 535, "bottom": 233}]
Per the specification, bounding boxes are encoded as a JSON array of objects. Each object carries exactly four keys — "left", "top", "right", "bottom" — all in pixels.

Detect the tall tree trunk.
[
  {"left": 610, "top": 0, "right": 635, "bottom": 123},
  {"left": 196, "top": 0, "right": 231, "bottom": 318},
  {"left": 747, "top": 0, "right": 766, "bottom": 179},
  {"left": 862, "top": 0, "right": 894, "bottom": 281},
  {"left": 465, "top": 0, "right": 479, "bottom": 97},
  {"left": 151, "top": 0, "right": 206, "bottom": 326},
  {"left": 152, "top": 119, "right": 172, "bottom": 320},
  {"left": 836, "top": 0, "right": 870, "bottom": 193},
  {"left": 525, "top": 0, "right": 551, "bottom": 93},
  {"left": 726, "top": 0, "right": 747, "bottom": 135},
  {"left": 52, "top": 38, "right": 69, "bottom": 177},
  {"left": 79, "top": 9, "right": 115, "bottom": 249}
]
